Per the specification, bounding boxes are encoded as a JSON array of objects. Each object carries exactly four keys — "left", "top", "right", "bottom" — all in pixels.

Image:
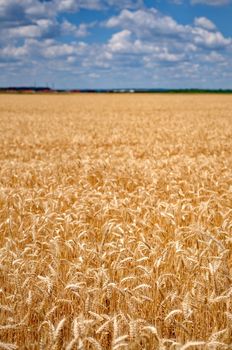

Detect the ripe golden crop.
[{"left": 0, "top": 94, "right": 232, "bottom": 349}]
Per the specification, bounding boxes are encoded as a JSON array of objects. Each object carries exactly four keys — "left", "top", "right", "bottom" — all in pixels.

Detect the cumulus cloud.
[
  {"left": 61, "top": 20, "right": 93, "bottom": 38},
  {"left": 56, "top": 0, "right": 101, "bottom": 12},
  {"left": 0, "top": 0, "right": 55, "bottom": 24},
  {"left": 194, "top": 17, "right": 216, "bottom": 30},
  {"left": 0, "top": 45, "right": 28, "bottom": 62},
  {"left": 192, "top": 27, "right": 231, "bottom": 48},
  {"left": 42, "top": 42, "right": 86, "bottom": 58},
  {"left": 0, "top": 0, "right": 143, "bottom": 41},
  {"left": 0, "top": 1, "right": 231, "bottom": 88},
  {"left": 106, "top": 8, "right": 185, "bottom": 37},
  {"left": 203, "top": 51, "right": 225, "bottom": 62},
  {"left": 54, "top": 0, "right": 143, "bottom": 12},
  {"left": 0, "top": 0, "right": 58, "bottom": 44},
  {"left": 108, "top": 30, "right": 133, "bottom": 53},
  {"left": 105, "top": 8, "right": 231, "bottom": 49}
]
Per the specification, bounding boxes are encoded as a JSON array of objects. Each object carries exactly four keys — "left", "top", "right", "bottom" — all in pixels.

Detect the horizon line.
[{"left": 1, "top": 87, "right": 232, "bottom": 93}]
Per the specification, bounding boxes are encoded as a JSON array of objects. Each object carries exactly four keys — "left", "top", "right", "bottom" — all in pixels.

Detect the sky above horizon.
[{"left": 0, "top": 0, "right": 232, "bottom": 89}]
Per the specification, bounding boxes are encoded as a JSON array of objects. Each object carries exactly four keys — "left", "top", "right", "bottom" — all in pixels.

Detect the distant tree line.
[{"left": 0, "top": 87, "right": 232, "bottom": 94}]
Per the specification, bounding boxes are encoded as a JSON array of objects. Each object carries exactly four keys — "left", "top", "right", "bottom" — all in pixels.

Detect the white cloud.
[
  {"left": 203, "top": 51, "right": 225, "bottom": 62},
  {"left": 107, "top": 28, "right": 186, "bottom": 64},
  {"left": 56, "top": 0, "right": 143, "bottom": 12},
  {"left": 61, "top": 20, "right": 91, "bottom": 38},
  {"left": 8, "top": 25, "right": 42, "bottom": 38},
  {"left": 194, "top": 17, "right": 216, "bottom": 30},
  {"left": 0, "top": 2, "right": 231, "bottom": 89},
  {"left": 0, "top": 0, "right": 55, "bottom": 24},
  {"left": 88, "top": 72, "right": 100, "bottom": 78},
  {"left": 42, "top": 43, "right": 76, "bottom": 58},
  {"left": 0, "top": 45, "right": 28, "bottom": 59},
  {"left": 42, "top": 41, "right": 88, "bottom": 58},
  {"left": 143, "top": 51, "right": 185, "bottom": 67},
  {"left": 56, "top": 0, "right": 100, "bottom": 12},
  {"left": 108, "top": 29, "right": 132, "bottom": 52},
  {"left": 193, "top": 27, "right": 231, "bottom": 48},
  {"left": 106, "top": 8, "right": 185, "bottom": 37},
  {"left": 105, "top": 8, "right": 231, "bottom": 50}
]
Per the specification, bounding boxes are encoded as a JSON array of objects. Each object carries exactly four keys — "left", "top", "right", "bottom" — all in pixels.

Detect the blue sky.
[{"left": 0, "top": 0, "right": 232, "bottom": 89}]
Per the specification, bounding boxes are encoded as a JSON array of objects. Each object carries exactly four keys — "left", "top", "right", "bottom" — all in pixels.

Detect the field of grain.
[{"left": 0, "top": 94, "right": 232, "bottom": 350}]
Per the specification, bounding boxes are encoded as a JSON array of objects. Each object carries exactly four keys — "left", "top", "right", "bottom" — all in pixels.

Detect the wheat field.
[{"left": 0, "top": 94, "right": 232, "bottom": 350}]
